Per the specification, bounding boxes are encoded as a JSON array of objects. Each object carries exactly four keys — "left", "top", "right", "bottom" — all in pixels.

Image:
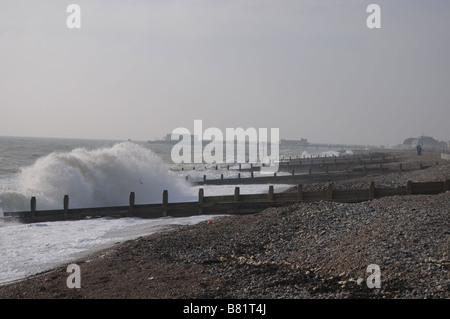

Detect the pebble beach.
[{"left": 0, "top": 152, "right": 448, "bottom": 299}]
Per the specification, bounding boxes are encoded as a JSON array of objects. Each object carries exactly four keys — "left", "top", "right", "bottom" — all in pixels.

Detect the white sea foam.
[
  {"left": 0, "top": 215, "right": 222, "bottom": 284},
  {"left": 0, "top": 142, "right": 193, "bottom": 212}
]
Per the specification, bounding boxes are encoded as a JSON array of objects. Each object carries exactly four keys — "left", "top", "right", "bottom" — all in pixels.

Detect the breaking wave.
[{"left": 0, "top": 142, "right": 192, "bottom": 213}]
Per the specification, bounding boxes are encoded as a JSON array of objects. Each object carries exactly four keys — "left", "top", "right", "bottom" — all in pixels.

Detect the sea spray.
[{"left": 0, "top": 142, "right": 193, "bottom": 212}]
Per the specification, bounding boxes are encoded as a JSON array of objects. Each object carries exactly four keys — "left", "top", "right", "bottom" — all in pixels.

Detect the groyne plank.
[{"left": 2, "top": 180, "right": 448, "bottom": 224}]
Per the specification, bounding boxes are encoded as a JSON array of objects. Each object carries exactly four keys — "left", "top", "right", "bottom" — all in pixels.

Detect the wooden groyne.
[
  {"left": 192, "top": 162, "right": 428, "bottom": 186},
  {"left": 2, "top": 180, "right": 449, "bottom": 224}
]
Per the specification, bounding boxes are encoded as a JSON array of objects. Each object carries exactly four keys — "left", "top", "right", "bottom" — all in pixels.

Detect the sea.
[{"left": 1, "top": 136, "right": 327, "bottom": 285}]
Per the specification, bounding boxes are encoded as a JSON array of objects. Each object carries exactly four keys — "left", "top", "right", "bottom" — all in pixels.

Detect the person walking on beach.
[{"left": 416, "top": 144, "right": 422, "bottom": 155}]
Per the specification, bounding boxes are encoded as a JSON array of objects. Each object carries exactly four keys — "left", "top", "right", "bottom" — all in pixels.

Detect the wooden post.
[
  {"left": 203, "top": 175, "right": 206, "bottom": 182},
  {"left": 198, "top": 188, "right": 204, "bottom": 215},
  {"left": 297, "top": 184, "right": 303, "bottom": 201},
  {"left": 327, "top": 183, "right": 334, "bottom": 200},
  {"left": 162, "top": 190, "right": 168, "bottom": 217},
  {"left": 64, "top": 195, "right": 69, "bottom": 214},
  {"left": 308, "top": 167, "right": 312, "bottom": 175},
  {"left": 31, "top": 197, "right": 36, "bottom": 214},
  {"left": 234, "top": 187, "right": 240, "bottom": 202},
  {"left": 238, "top": 173, "right": 241, "bottom": 179},
  {"left": 129, "top": 192, "right": 135, "bottom": 209},
  {"left": 251, "top": 171, "right": 254, "bottom": 178},
  {"left": 406, "top": 181, "right": 412, "bottom": 195},
  {"left": 368, "top": 182, "right": 375, "bottom": 200},
  {"left": 268, "top": 185, "right": 274, "bottom": 201},
  {"left": 291, "top": 169, "right": 295, "bottom": 176},
  {"left": 444, "top": 179, "right": 450, "bottom": 191},
  {"left": 221, "top": 174, "right": 224, "bottom": 180},
  {"left": 325, "top": 165, "right": 329, "bottom": 174}
]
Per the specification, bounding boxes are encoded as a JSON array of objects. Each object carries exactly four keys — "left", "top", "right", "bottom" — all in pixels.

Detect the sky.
[{"left": 0, "top": 0, "right": 449, "bottom": 146}]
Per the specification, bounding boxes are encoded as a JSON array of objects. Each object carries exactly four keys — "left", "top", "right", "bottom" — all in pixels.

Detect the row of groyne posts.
[
  {"left": 183, "top": 152, "right": 430, "bottom": 185},
  {"left": 4, "top": 179, "right": 450, "bottom": 224}
]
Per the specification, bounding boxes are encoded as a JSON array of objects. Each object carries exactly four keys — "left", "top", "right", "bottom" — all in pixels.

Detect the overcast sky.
[{"left": 1, "top": 0, "right": 449, "bottom": 146}]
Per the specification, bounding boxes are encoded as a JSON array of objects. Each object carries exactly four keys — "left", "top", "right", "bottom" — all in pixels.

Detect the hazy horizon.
[{"left": 1, "top": 1, "right": 449, "bottom": 147}]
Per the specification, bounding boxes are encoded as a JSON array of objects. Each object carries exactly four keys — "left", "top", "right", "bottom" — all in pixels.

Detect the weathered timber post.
[
  {"left": 268, "top": 185, "right": 274, "bottom": 201},
  {"left": 162, "top": 190, "right": 168, "bottom": 217},
  {"left": 31, "top": 197, "right": 36, "bottom": 215},
  {"left": 327, "top": 183, "right": 334, "bottom": 200},
  {"left": 325, "top": 165, "right": 329, "bottom": 174},
  {"left": 308, "top": 167, "right": 312, "bottom": 175},
  {"left": 291, "top": 169, "right": 295, "bottom": 176},
  {"left": 369, "top": 182, "right": 375, "bottom": 200},
  {"left": 239, "top": 164, "right": 242, "bottom": 170},
  {"left": 129, "top": 192, "right": 135, "bottom": 209},
  {"left": 203, "top": 175, "right": 206, "bottom": 182},
  {"left": 221, "top": 174, "right": 224, "bottom": 180},
  {"left": 198, "top": 188, "right": 204, "bottom": 215},
  {"left": 64, "top": 195, "right": 70, "bottom": 214},
  {"left": 406, "top": 181, "right": 412, "bottom": 195},
  {"left": 234, "top": 187, "right": 240, "bottom": 202},
  {"left": 297, "top": 184, "right": 303, "bottom": 201},
  {"left": 238, "top": 173, "right": 241, "bottom": 179},
  {"left": 445, "top": 179, "right": 450, "bottom": 191}
]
